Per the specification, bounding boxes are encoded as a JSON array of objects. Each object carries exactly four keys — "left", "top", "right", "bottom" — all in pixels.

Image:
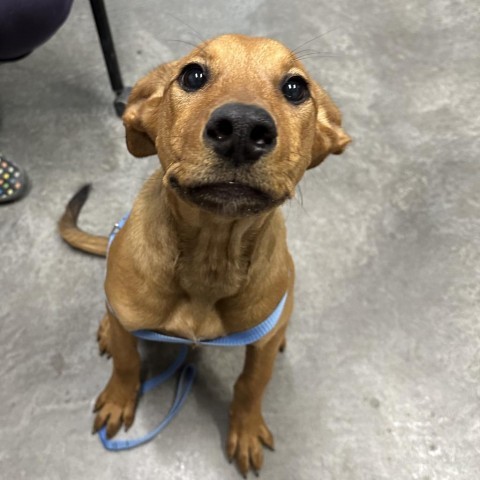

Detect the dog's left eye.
[
  {"left": 179, "top": 63, "right": 208, "bottom": 92},
  {"left": 282, "top": 76, "right": 309, "bottom": 104}
]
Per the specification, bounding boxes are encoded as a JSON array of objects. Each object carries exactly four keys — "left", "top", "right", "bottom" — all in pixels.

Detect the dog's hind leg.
[
  {"left": 93, "top": 311, "right": 141, "bottom": 438},
  {"left": 97, "top": 312, "right": 112, "bottom": 357}
]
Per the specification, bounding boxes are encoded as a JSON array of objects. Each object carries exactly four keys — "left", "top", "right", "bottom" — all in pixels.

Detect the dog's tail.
[{"left": 58, "top": 185, "right": 108, "bottom": 257}]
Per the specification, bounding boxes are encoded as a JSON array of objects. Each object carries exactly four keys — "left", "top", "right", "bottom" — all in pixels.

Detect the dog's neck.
[
  {"left": 132, "top": 169, "right": 283, "bottom": 302},
  {"left": 165, "top": 188, "right": 274, "bottom": 264},
  {"left": 152, "top": 182, "right": 280, "bottom": 300}
]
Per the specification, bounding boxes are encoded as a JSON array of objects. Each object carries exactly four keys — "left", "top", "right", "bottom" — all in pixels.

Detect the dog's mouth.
[{"left": 168, "top": 176, "right": 284, "bottom": 216}]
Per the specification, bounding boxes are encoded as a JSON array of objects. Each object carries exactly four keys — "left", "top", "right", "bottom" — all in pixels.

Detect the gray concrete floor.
[{"left": 1, "top": 0, "right": 479, "bottom": 479}]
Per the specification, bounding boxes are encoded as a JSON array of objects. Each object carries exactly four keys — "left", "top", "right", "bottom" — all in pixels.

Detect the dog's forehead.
[{"left": 192, "top": 34, "right": 296, "bottom": 72}]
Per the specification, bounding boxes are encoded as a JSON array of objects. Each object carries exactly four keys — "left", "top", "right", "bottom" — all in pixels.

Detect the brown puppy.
[{"left": 59, "top": 34, "right": 350, "bottom": 475}]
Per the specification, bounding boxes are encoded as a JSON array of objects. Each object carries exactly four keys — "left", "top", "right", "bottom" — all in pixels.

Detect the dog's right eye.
[
  {"left": 179, "top": 63, "right": 208, "bottom": 92},
  {"left": 282, "top": 75, "right": 309, "bottom": 105}
]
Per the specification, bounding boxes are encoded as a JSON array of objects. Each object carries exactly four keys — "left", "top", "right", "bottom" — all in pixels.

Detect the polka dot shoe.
[{"left": 0, "top": 154, "right": 29, "bottom": 204}]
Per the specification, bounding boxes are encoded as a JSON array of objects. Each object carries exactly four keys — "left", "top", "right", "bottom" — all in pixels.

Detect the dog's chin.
[{"left": 169, "top": 177, "right": 285, "bottom": 217}]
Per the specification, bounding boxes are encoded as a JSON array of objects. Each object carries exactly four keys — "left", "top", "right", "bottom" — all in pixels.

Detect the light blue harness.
[{"left": 99, "top": 214, "right": 286, "bottom": 451}]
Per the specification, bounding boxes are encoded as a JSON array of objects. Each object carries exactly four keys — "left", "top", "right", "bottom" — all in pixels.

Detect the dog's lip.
[
  {"left": 187, "top": 181, "right": 270, "bottom": 199},
  {"left": 171, "top": 177, "right": 271, "bottom": 201},
  {"left": 168, "top": 176, "right": 281, "bottom": 215}
]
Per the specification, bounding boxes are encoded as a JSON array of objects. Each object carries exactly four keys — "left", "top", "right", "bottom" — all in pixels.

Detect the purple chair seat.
[{"left": 0, "top": 0, "right": 74, "bottom": 61}]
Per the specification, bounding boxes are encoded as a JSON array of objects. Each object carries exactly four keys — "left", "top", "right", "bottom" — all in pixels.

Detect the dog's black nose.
[{"left": 204, "top": 103, "right": 277, "bottom": 166}]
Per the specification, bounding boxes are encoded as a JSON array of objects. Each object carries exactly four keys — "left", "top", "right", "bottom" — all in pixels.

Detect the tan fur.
[
  {"left": 58, "top": 184, "right": 108, "bottom": 257},
  {"left": 60, "top": 34, "right": 349, "bottom": 476}
]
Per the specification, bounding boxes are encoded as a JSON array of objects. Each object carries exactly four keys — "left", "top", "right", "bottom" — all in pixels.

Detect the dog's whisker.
[
  {"left": 289, "top": 48, "right": 330, "bottom": 61},
  {"left": 295, "top": 53, "right": 344, "bottom": 61},
  {"left": 164, "top": 12, "right": 206, "bottom": 44},
  {"left": 289, "top": 194, "right": 309, "bottom": 217},
  {"left": 292, "top": 48, "right": 337, "bottom": 57},
  {"left": 290, "top": 27, "right": 340, "bottom": 55},
  {"left": 293, "top": 186, "right": 314, "bottom": 218},
  {"left": 296, "top": 184, "right": 304, "bottom": 207},
  {"left": 291, "top": 49, "right": 343, "bottom": 62},
  {"left": 165, "top": 39, "right": 208, "bottom": 55}
]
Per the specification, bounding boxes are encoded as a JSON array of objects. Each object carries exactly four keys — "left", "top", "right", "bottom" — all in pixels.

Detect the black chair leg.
[{"left": 89, "top": 0, "right": 131, "bottom": 117}]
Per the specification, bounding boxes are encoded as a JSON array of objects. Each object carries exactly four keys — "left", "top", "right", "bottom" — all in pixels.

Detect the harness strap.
[{"left": 134, "top": 292, "right": 287, "bottom": 347}]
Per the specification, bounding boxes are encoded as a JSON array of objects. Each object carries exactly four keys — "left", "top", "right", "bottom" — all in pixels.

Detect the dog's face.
[{"left": 123, "top": 34, "right": 350, "bottom": 217}]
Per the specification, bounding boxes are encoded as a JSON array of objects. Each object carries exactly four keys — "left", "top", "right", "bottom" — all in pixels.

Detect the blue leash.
[
  {"left": 99, "top": 345, "right": 195, "bottom": 451},
  {"left": 99, "top": 213, "right": 287, "bottom": 451}
]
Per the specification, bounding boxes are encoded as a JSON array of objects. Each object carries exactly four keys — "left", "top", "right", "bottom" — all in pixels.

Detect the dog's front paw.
[
  {"left": 93, "top": 373, "right": 139, "bottom": 438},
  {"left": 227, "top": 409, "right": 274, "bottom": 477}
]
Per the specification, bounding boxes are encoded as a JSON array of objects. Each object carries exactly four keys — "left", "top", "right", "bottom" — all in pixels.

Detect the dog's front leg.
[
  {"left": 227, "top": 324, "right": 287, "bottom": 476},
  {"left": 93, "top": 310, "right": 141, "bottom": 438}
]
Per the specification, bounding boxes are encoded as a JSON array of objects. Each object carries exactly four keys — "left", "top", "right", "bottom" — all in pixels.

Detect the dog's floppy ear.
[
  {"left": 309, "top": 81, "right": 351, "bottom": 169},
  {"left": 122, "top": 61, "right": 179, "bottom": 157}
]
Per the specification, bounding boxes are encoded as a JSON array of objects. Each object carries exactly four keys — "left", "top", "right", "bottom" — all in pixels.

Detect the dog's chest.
[
  {"left": 176, "top": 244, "right": 249, "bottom": 300},
  {"left": 154, "top": 234, "right": 251, "bottom": 338},
  {"left": 172, "top": 222, "right": 255, "bottom": 300}
]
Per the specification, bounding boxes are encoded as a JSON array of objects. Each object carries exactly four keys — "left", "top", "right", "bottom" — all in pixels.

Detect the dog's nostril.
[
  {"left": 169, "top": 176, "right": 180, "bottom": 188},
  {"left": 207, "top": 119, "right": 233, "bottom": 141},
  {"left": 250, "top": 125, "right": 274, "bottom": 146},
  {"left": 217, "top": 119, "right": 233, "bottom": 138}
]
